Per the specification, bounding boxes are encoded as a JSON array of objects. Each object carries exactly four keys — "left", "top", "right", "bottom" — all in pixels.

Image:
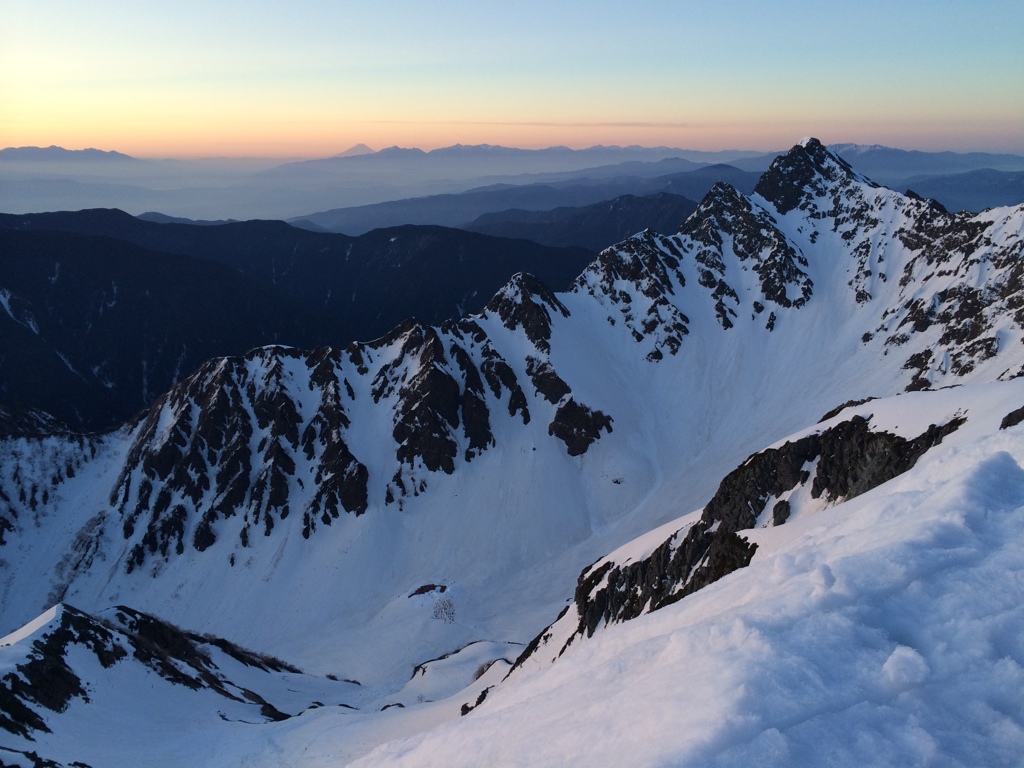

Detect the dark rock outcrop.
[
  {"left": 484, "top": 273, "right": 569, "bottom": 354},
  {"left": 574, "top": 229, "right": 691, "bottom": 359},
  {"left": 681, "top": 182, "right": 813, "bottom": 316},
  {"left": 547, "top": 400, "right": 614, "bottom": 457},
  {"left": 1000, "top": 405, "right": 1024, "bottom": 431},
  {"left": 0, "top": 603, "right": 324, "bottom": 745},
  {"left": 112, "top": 346, "right": 370, "bottom": 569},
  {"left": 0, "top": 607, "right": 125, "bottom": 739},
  {"left": 515, "top": 412, "right": 966, "bottom": 668},
  {"left": 754, "top": 138, "right": 876, "bottom": 216}
]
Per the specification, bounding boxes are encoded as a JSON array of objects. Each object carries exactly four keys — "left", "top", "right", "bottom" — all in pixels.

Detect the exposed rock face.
[
  {"left": 0, "top": 606, "right": 126, "bottom": 739},
  {"left": 525, "top": 357, "right": 571, "bottom": 404},
  {"left": 682, "top": 183, "right": 813, "bottom": 313},
  {"left": 0, "top": 432, "right": 100, "bottom": 548},
  {"left": 0, "top": 603, "right": 341, "bottom": 747},
  {"left": 749, "top": 140, "right": 1024, "bottom": 388},
  {"left": 483, "top": 273, "right": 569, "bottom": 354},
  {"left": 881, "top": 217, "right": 1023, "bottom": 382},
  {"left": 1000, "top": 405, "right": 1024, "bottom": 430},
  {"left": 112, "top": 347, "right": 370, "bottom": 569},
  {"left": 515, "top": 411, "right": 966, "bottom": 666},
  {"left": 547, "top": 400, "right": 613, "bottom": 457},
  {"left": 754, "top": 137, "right": 877, "bottom": 216},
  {"left": 564, "top": 138, "right": 1024, "bottom": 383},
  {"left": 374, "top": 321, "right": 465, "bottom": 474},
  {"left": 574, "top": 229, "right": 691, "bottom": 359},
  {"left": 452, "top": 320, "right": 530, "bottom": 425}
]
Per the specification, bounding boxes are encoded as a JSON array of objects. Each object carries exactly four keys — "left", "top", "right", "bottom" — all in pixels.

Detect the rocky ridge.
[{"left": 83, "top": 270, "right": 621, "bottom": 573}]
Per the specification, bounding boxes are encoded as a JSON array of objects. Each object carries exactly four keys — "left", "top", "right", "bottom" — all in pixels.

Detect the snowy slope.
[
  {"left": 1, "top": 139, "right": 1023, "bottom": 764},
  {"left": 6, "top": 381, "right": 1020, "bottom": 766},
  {"left": 345, "top": 381, "right": 1024, "bottom": 766}
]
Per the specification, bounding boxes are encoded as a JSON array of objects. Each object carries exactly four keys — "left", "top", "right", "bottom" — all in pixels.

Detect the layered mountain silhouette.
[
  {"left": 464, "top": 192, "right": 698, "bottom": 250},
  {"left": 291, "top": 164, "right": 759, "bottom": 234}
]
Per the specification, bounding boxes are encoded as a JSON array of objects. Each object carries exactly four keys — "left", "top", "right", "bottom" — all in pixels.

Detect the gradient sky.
[{"left": 2, "top": 0, "right": 1022, "bottom": 157}]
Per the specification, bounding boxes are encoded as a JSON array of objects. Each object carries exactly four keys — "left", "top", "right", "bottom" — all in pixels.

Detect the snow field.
[{"left": 341, "top": 387, "right": 1024, "bottom": 766}]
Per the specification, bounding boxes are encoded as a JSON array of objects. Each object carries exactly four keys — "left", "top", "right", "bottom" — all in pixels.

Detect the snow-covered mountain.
[{"left": 2, "top": 138, "right": 1023, "bottom": 766}]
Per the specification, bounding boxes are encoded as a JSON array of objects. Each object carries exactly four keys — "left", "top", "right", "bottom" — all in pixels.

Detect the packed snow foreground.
[{"left": 2, "top": 139, "right": 1024, "bottom": 766}]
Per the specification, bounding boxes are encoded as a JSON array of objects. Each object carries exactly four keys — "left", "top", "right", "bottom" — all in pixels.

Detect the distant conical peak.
[{"left": 334, "top": 144, "right": 375, "bottom": 158}]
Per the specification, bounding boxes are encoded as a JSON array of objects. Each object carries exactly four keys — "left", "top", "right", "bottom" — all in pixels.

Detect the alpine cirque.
[{"left": 2, "top": 139, "right": 1024, "bottom": 767}]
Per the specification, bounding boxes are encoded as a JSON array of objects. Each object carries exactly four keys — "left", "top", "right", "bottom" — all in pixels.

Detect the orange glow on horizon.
[
  {"left": 3, "top": 1, "right": 1022, "bottom": 160},
  {"left": 6, "top": 116, "right": 1024, "bottom": 159}
]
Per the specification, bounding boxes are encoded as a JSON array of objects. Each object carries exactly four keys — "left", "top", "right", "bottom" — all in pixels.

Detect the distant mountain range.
[
  {"left": 0, "top": 144, "right": 730, "bottom": 220},
  {"left": 0, "top": 145, "right": 137, "bottom": 162},
  {"left": 3, "top": 142, "right": 1022, "bottom": 220},
  {"left": 333, "top": 143, "right": 375, "bottom": 158},
  {"left": 901, "top": 168, "right": 1024, "bottom": 213},
  {"left": 291, "top": 164, "right": 760, "bottom": 234},
  {"left": 831, "top": 143, "right": 1024, "bottom": 178},
  {"left": 0, "top": 226, "right": 332, "bottom": 431},
  {"left": 3, "top": 138, "right": 1023, "bottom": 431}
]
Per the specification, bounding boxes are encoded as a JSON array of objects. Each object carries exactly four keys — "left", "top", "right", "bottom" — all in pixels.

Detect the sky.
[{"left": 2, "top": 0, "right": 1022, "bottom": 158}]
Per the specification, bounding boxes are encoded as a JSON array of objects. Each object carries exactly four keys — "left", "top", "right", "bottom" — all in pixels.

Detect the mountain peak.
[
  {"left": 484, "top": 272, "right": 569, "bottom": 353},
  {"left": 754, "top": 137, "right": 874, "bottom": 215},
  {"left": 333, "top": 144, "right": 375, "bottom": 158}
]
